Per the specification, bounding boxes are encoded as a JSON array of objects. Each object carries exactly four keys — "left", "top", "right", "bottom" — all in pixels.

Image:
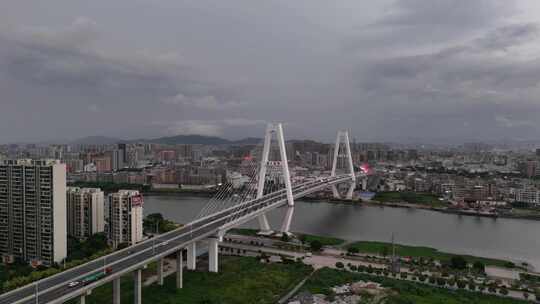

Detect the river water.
[{"left": 143, "top": 195, "right": 540, "bottom": 270}]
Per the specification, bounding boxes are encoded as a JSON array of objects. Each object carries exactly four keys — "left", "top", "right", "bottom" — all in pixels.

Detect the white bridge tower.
[
  {"left": 331, "top": 130, "right": 356, "bottom": 200},
  {"left": 256, "top": 123, "right": 295, "bottom": 235}
]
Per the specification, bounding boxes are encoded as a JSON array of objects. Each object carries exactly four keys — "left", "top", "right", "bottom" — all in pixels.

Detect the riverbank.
[
  {"left": 229, "top": 228, "right": 522, "bottom": 270},
  {"left": 364, "top": 200, "right": 540, "bottom": 222},
  {"left": 143, "top": 189, "right": 214, "bottom": 197},
  {"left": 220, "top": 234, "right": 536, "bottom": 303}
]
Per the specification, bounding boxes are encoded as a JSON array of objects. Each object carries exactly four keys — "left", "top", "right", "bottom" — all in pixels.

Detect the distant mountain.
[
  {"left": 145, "top": 135, "right": 263, "bottom": 145},
  {"left": 68, "top": 134, "right": 262, "bottom": 146},
  {"left": 147, "top": 135, "right": 230, "bottom": 145},
  {"left": 71, "top": 136, "right": 125, "bottom": 145},
  {"left": 231, "top": 137, "right": 261, "bottom": 145}
]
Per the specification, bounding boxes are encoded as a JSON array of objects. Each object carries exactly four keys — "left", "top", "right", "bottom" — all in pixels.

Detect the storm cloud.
[{"left": 1, "top": 0, "right": 540, "bottom": 143}]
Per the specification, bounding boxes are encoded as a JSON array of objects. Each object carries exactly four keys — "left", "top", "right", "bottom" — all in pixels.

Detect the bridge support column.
[
  {"left": 187, "top": 243, "right": 196, "bottom": 270},
  {"left": 80, "top": 295, "right": 86, "bottom": 304},
  {"left": 256, "top": 123, "right": 295, "bottom": 235},
  {"left": 176, "top": 250, "right": 183, "bottom": 289},
  {"left": 113, "top": 278, "right": 121, "bottom": 304},
  {"left": 331, "top": 130, "right": 356, "bottom": 200},
  {"left": 208, "top": 237, "right": 219, "bottom": 273},
  {"left": 157, "top": 258, "right": 164, "bottom": 286},
  {"left": 362, "top": 177, "right": 367, "bottom": 191},
  {"left": 133, "top": 269, "right": 142, "bottom": 304},
  {"left": 331, "top": 185, "right": 341, "bottom": 199},
  {"left": 257, "top": 214, "right": 272, "bottom": 235},
  {"left": 280, "top": 206, "right": 294, "bottom": 235},
  {"left": 346, "top": 182, "right": 356, "bottom": 200}
]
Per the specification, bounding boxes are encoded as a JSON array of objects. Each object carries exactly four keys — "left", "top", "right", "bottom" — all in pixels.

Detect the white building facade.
[
  {"left": 0, "top": 159, "right": 67, "bottom": 266},
  {"left": 67, "top": 187, "right": 105, "bottom": 240},
  {"left": 106, "top": 190, "right": 144, "bottom": 248}
]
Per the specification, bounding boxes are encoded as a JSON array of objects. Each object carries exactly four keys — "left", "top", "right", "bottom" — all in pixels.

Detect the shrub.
[
  {"left": 367, "top": 265, "right": 374, "bottom": 274},
  {"left": 450, "top": 256, "right": 467, "bottom": 270},
  {"left": 347, "top": 247, "right": 359, "bottom": 254},
  {"left": 504, "top": 261, "right": 515, "bottom": 268},
  {"left": 473, "top": 261, "right": 485, "bottom": 273},
  {"left": 335, "top": 262, "right": 344, "bottom": 269},
  {"left": 436, "top": 278, "right": 447, "bottom": 286},
  {"left": 310, "top": 240, "right": 323, "bottom": 252}
]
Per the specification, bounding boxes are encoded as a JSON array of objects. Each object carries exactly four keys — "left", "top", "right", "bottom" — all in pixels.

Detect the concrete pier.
[
  {"left": 113, "top": 278, "right": 121, "bottom": 304},
  {"left": 187, "top": 243, "right": 196, "bottom": 270},
  {"left": 208, "top": 238, "right": 219, "bottom": 273},
  {"left": 133, "top": 269, "right": 142, "bottom": 304},
  {"left": 176, "top": 250, "right": 183, "bottom": 289},
  {"left": 157, "top": 258, "right": 164, "bottom": 286}
]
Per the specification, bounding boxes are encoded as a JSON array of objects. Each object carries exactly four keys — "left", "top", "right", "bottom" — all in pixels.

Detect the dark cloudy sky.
[{"left": 1, "top": 0, "right": 540, "bottom": 143}]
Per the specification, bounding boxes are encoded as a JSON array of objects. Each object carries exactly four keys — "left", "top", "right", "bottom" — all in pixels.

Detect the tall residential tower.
[
  {"left": 106, "top": 190, "right": 144, "bottom": 248},
  {"left": 0, "top": 160, "right": 67, "bottom": 266},
  {"left": 67, "top": 187, "right": 105, "bottom": 240}
]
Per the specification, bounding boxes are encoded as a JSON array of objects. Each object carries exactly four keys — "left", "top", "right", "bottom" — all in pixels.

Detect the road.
[{"left": 0, "top": 175, "right": 353, "bottom": 304}]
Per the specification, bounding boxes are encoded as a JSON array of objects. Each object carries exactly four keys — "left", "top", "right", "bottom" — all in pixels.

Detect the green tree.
[
  {"left": 347, "top": 247, "right": 359, "bottom": 254},
  {"left": 473, "top": 261, "right": 485, "bottom": 273},
  {"left": 450, "top": 256, "right": 467, "bottom": 270},
  {"left": 381, "top": 246, "right": 389, "bottom": 257},
  {"left": 310, "top": 240, "right": 323, "bottom": 252}
]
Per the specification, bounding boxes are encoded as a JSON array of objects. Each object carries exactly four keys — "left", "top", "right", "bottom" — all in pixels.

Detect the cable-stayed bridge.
[{"left": 0, "top": 123, "right": 361, "bottom": 304}]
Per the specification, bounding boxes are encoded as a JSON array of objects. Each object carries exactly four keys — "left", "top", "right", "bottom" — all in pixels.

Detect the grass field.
[
  {"left": 302, "top": 267, "right": 527, "bottom": 304},
  {"left": 372, "top": 191, "right": 446, "bottom": 207},
  {"left": 347, "top": 241, "right": 513, "bottom": 268},
  {"left": 298, "top": 233, "right": 345, "bottom": 247},
  {"left": 68, "top": 256, "right": 312, "bottom": 304},
  {"left": 228, "top": 228, "right": 345, "bottom": 247}
]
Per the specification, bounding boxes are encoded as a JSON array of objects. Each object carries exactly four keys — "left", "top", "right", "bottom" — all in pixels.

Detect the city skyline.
[{"left": 2, "top": 1, "right": 540, "bottom": 143}]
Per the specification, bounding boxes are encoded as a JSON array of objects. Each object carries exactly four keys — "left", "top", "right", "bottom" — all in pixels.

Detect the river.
[{"left": 143, "top": 195, "right": 540, "bottom": 270}]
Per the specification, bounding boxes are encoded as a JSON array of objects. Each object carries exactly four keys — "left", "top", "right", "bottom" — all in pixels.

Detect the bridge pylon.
[
  {"left": 331, "top": 130, "right": 356, "bottom": 200},
  {"left": 256, "top": 123, "right": 295, "bottom": 235}
]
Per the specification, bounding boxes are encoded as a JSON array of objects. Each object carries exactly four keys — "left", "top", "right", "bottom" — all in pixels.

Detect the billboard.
[{"left": 131, "top": 195, "right": 144, "bottom": 207}]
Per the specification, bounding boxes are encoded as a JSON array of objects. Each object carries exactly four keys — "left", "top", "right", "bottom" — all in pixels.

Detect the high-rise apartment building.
[
  {"left": 0, "top": 159, "right": 67, "bottom": 266},
  {"left": 66, "top": 187, "right": 105, "bottom": 240},
  {"left": 106, "top": 190, "right": 143, "bottom": 248}
]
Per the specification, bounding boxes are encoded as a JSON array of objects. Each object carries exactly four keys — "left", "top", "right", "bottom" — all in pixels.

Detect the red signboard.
[{"left": 131, "top": 195, "right": 144, "bottom": 207}]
